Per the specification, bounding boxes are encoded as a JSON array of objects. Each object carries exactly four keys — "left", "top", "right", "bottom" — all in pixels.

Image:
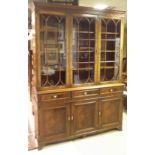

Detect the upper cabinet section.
[
  {"left": 29, "top": 2, "right": 125, "bottom": 89},
  {"left": 40, "top": 14, "right": 67, "bottom": 87},
  {"left": 72, "top": 16, "right": 96, "bottom": 85}
]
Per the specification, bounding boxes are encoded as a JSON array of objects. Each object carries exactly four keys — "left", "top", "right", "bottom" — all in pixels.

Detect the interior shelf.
[
  {"left": 74, "top": 51, "right": 94, "bottom": 53},
  {"left": 101, "top": 39, "right": 116, "bottom": 41},
  {"left": 73, "top": 67, "right": 94, "bottom": 71},
  {"left": 100, "top": 66, "right": 118, "bottom": 69},
  {"left": 100, "top": 61, "right": 117, "bottom": 63},
  {"left": 77, "top": 62, "right": 94, "bottom": 64},
  {"left": 43, "top": 43, "right": 64, "bottom": 45},
  {"left": 79, "top": 47, "right": 94, "bottom": 49},
  {"left": 101, "top": 50, "right": 116, "bottom": 53},
  {"left": 79, "top": 39, "right": 95, "bottom": 41},
  {"left": 74, "top": 31, "right": 94, "bottom": 34},
  {"left": 101, "top": 32, "right": 118, "bottom": 34}
]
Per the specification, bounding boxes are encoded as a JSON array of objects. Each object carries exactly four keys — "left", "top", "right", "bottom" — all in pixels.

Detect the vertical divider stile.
[
  {"left": 66, "top": 14, "right": 73, "bottom": 86},
  {"left": 96, "top": 17, "right": 101, "bottom": 83},
  {"left": 36, "top": 12, "right": 40, "bottom": 88},
  {"left": 119, "top": 18, "right": 125, "bottom": 82},
  {"left": 104, "top": 20, "right": 108, "bottom": 81},
  {"left": 77, "top": 18, "right": 80, "bottom": 83}
]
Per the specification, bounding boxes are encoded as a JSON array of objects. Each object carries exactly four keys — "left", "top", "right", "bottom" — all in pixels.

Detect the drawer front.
[
  {"left": 100, "top": 92, "right": 123, "bottom": 99},
  {"left": 100, "top": 86, "right": 123, "bottom": 94},
  {"left": 72, "top": 89, "right": 99, "bottom": 98},
  {"left": 40, "top": 92, "right": 70, "bottom": 101}
]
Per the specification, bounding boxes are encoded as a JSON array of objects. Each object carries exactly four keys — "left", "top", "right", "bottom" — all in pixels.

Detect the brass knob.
[
  {"left": 71, "top": 116, "right": 74, "bottom": 120},
  {"left": 110, "top": 89, "right": 113, "bottom": 92},
  {"left": 84, "top": 92, "right": 88, "bottom": 95},
  {"left": 68, "top": 116, "right": 70, "bottom": 121},
  {"left": 53, "top": 95, "right": 57, "bottom": 98}
]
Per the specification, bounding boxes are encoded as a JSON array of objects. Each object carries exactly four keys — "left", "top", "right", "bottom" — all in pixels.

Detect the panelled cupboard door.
[
  {"left": 39, "top": 103, "right": 70, "bottom": 141},
  {"left": 71, "top": 100, "right": 98, "bottom": 135},
  {"left": 99, "top": 98, "right": 122, "bottom": 128}
]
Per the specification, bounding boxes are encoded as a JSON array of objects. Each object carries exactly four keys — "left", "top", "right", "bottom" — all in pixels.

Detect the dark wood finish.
[
  {"left": 39, "top": 102, "right": 70, "bottom": 144},
  {"left": 29, "top": 2, "right": 125, "bottom": 149},
  {"left": 99, "top": 97, "right": 122, "bottom": 129}
]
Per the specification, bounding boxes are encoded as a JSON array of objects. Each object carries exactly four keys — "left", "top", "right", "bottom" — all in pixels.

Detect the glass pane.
[
  {"left": 40, "top": 15, "right": 66, "bottom": 87},
  {"left": 100, "top": 19, "right": 121, "bottom": 81},
  {"left": 72, "top": 17, "right": 95, "bottom": 84}
]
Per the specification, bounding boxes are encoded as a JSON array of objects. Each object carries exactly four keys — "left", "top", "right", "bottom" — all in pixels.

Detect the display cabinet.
[{"left": 29, "top": 1, "right": 125, "bottom": 149}]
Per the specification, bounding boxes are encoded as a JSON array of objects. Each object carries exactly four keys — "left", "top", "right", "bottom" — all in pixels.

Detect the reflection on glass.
[
  {"left": 72, "top": 17, "right": 95, "bottom": 84},
  {"left": 40, "top": 15, "right": 66, "bottom": 87},
  {"left": 100, "top": 19, "right": 121, "bottom": 81}
]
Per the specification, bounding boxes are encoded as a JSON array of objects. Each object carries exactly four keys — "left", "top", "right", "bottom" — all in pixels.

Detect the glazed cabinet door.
[
  {"left": 71, "top": 100, "right": 98, "bottom": 135},
  {"left": 39, "top": 14, "right": 68, "bottom": 88},
  {"left": 72, "top": 16, "right": 97, "bottom": 85},
  {"left": 39, "top": 102, "right": 70, "bottom": 142},
  {"left": 99, "top": 97, "right": 123, "bottom": 129},
  {"left": 99, "top": 18, "right": 121, "bottom": 82}
]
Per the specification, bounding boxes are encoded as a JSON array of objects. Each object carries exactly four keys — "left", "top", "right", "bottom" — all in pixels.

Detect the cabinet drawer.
[
  {"left": 72, "top": 89, "right": 99, "bottom": 98},
  {"left": 40, "top": 92, "right": 70, "bottom": 101},
  {"left": 100, "top": 86, "right": 123, "bottom": 94},
  {"left": 100, "top": 92, "right": 123, "bottom": 99}
]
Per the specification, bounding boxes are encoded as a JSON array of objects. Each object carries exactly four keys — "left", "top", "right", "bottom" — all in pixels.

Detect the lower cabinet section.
[{"left": 35, "top": 86, "right": 123, "bottom": 149}]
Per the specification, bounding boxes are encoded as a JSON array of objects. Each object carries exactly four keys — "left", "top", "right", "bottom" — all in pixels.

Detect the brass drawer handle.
[
  {"left": 53, "top": 95, "right": 58, "bottom": 99},
  {"left": 84, "top": 92, "right": 88, "bottom": 95},
  {"left": 71, "top": 116, "right": 74, "bottom": 120},
  {"left": 110, "top": 89, "right": 113, "bottom": 92}
]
